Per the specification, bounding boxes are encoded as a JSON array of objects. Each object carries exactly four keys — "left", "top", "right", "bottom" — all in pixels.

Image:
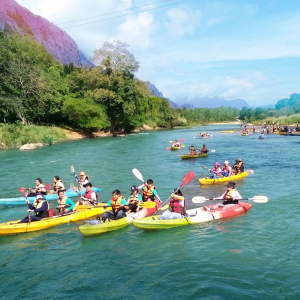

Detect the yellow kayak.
[
  {"left": 199, "top": 172, "right": 248, "bottom": 185},
  {"left": 180, "top": 153, "right": 209, "bottom": 159},
  {"left": 221, "top": 131, "right": 235, "bottom": 133},
  {"left": 0, "top": 206, "right": 109, "bottom": 236}
]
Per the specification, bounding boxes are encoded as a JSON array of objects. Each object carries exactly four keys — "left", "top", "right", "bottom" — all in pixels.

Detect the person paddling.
[
  {"left": 221, "top": 161, "right": 232, "bottom": 177},
  {"left": 202, "top": 182, "right": 242, "bottom": 211},
  {"left": 19, "top": 194, "right": 49, "bottom": 223},
  {"left": 200, "top": 144, "right": 208, "bottom": 154},
  {"left": 49, "top": 176, "right": 65, "bottom": 194},
  {"left": 75, "top": 171, "right": 90, "bottom": 187},
  {"left": 101, "top": 190, "right": 129, "bottom": 223},
  {"left": 127, "top": 185, "right": 142, "bottom": 213},
  {"left": 139, "top": 179, "right": 161, "bottom": 202},
  {"left": 54, "top": 190, "right": 75, "bottom": 215},
  {"left": 233, "top": 158, "right": 244, "bottom": 174},
  {"left": 27, "top": 178, "right": 47, "bottom": 197},
  {"left": 173, "top": 140, "right": 180, "bottom": 147},
  {"left": 74, "top": 183, "right": 99, "bottom": 208},
  {"left": 189, "top": 145, "right": 196, "bottom": 155},
  {"left": 160, "top": 189, "right": 187, "bottom": 220},
  {"left": 209, "top": 162, "right": 222, "bottom": 178}
]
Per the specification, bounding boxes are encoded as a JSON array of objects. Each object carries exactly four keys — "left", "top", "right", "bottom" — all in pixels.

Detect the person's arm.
[
  {"left": 66, "top": 199, "right": 75, "bottom": 211},
  {"left": 172, "top": 194, "right": 184, "bottom": 201},
  {"left": 232, "top": 190, "right": 242, "bottom": 200},
  {"left": 120, "top": 198, "right": 129, "bottom": 209},
  {"left": 75, "top": 176, "right": 80, "bottom": 183},
  {"left": 215, "top": 192, "right": 226, "bottom": 200},
  {"left": 138, "top": 184, "right": 145, "bottom": 190},
  {"left": 152, "top": 189, "right": 161, "bottom": 201},
  {"left": 106, "top": 200, "right": 112, "bottom": 207},
  {"left": 228, "top": 166, "right": 232, "bottom": 176},
  {"left": 138, "top": 194, "right": 142, "bottom": 202}
]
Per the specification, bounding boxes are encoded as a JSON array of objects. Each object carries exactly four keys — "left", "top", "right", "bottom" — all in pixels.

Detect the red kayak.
[{"left": 204, "top": 201, "right": 252, "bottom": 219}]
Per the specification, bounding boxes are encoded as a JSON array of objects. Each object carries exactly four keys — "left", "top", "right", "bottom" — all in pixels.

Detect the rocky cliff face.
[{"left": 0, "top": 0, "right": 82, "bottom": 66}]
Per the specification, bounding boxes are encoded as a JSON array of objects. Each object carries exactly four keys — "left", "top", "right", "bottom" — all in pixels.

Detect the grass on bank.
[
  {"left": 262, "top": 113, "right": 300, "bottom": 126},
  {"left": 0, "top": 123, "right": 67, "bottom": 149}
]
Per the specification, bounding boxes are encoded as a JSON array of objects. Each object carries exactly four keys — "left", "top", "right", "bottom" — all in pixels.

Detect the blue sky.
[{"left": 17, "top": 0, "right": 300, "bottom": 106}]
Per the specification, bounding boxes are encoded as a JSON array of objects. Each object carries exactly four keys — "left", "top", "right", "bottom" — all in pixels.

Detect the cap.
[
  {"left": 225, "top": 182, "right": 236, "bottom": 188},
  {"left": 224, "top": 160, "right": 229, "bottom": 164},
  {"left": 36, "top": 195, "right": 43, "bottom": 200},
  {"left": 173, "top": 188, "right": 183, "bottom": 196},
  {"left": 80, "top": 171, "right": 85, "bottom": 176},
  {"left": 131, "top": 185, "right": 138, "bottom": 192}
]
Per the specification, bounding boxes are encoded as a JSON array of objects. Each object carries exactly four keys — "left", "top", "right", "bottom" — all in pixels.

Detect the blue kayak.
[{"left": 0, "top": 187, "right": 102, "bottom": 207}]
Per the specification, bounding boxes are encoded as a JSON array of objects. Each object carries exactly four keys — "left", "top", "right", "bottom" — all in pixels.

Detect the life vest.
[
  {"left": 213, "top": 166, "right": 222, "bottom": 174},
  {"left": 57, "top": 196, "right": 69, "bottom": 209},
  {"left": 36, "top": 183, "right": 45, "bottom": 193},
  {"left": 84, "top": 190, "right": 99, "bottom": 206},
  {"left": 34, "top": 200, "right": 49, "bottom": 218},
  {"left": 234, "top": 161, "right": 244, "bottom": 173},
  {"left": 129, "top": 194, "right": 140, "bottom": 202},
  {"left": 170, "top": 196, "right": 186, "bottom": 215},
  {"left": 223, "top": 164, "right": 231, "bottom": 173},
  {"left": 202, "top": 146, "right": 207, "bottom": 152},
  {"left": 143, "top": 186, "right": 155, "bottom": 200},
  {"left": 223, "top": 189, "right": 239, "bottom": 205},
  {"left": 54, "top": 180, "right": 65, "bottom": 191},
  {"left": 111, "top": 196, "right": 125, "bottom": 213},
  {"left": 190, "top": 148, "right": 196, "bottom": 155},
  {"left": 79, "top": 175, "right": 89, "bottom": 184}
]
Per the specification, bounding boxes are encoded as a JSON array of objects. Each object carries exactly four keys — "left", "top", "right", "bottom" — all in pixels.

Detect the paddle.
[
  {"left": 169, "top": 138, "right": 184, "bottom": 143},
  {"left": 19, "top": 184, "right": 51, "bottom": 193},
  {"left": 201, "top": 165, "right": 224, "bottom": 178},
  {"left": 132, "top": 168, "right": 145, "bottom": 183},
  {"left": 166, "top": 147, "right": 171, "bottom": 150},
  {"left": 192, "top": 195, "right": 268, "bottom": 204},
  {"left": 245, "top": 169, "right": 254, "bottom": 174},
  {"left": 75, "top": 201, "right": 156, "bottom": 211},
  {"left": 154, "top": 171, "right": 195, "bottom": 215}
]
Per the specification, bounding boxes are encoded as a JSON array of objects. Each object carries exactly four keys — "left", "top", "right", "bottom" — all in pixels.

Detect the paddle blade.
[
  {"left": 181, "top": 145, "right": 185, "bottom": 148},
  {"left": 250, "top": 196, "right": 268, "bottom": 203},
  {"left": 180, "top": 171, "right": 195, "bottom": 187},
  {"left": 166, "top": 147, "right": 171, "bottom": 150},
  {"left": 132, "top": 168, "right": 144, "bottom": 182},
  {"left": 210, "top": 149, "right": 216, "bottom": 153},
  {"left": 201, "top": 165, "right": 207, "bottom": 169},
  {"left": 138, "top": 201, "right": 156, "bottom": 208},
  {"left": 245, "top": 169, "right": 254, "bottom": 175},
  {"left": 180, "top": 139, "right": 185, "bottom": 142},
  {"left": 160, "top": 204, "right": 170, "bottom": 211},
  {"left": 75, "top": 205, "right": 91, "bottom": 211},
  {"left": 70, "top": 165, "right": 75, "bottom": 173},
  {"left": 18, "top": 187, "right": 26, "bottom": 193},
  {"left": 45, "top": 184, "right": 51, "bottom": 190},
  {"left": 70, "top": 183, "right": 75, "bottom": 189},
  {"left": 192, "top": 196, "right": 209, "bottom": 203},
  {"left": 169, "top": 141, "right": 173, "bottom": 143}
]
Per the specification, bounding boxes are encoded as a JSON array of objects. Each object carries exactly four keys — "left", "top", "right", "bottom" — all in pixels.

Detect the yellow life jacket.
[
  {"left": 54, "top": 180, "right": 65, "bottom": 191},
  {"left": 35, "top": 200, "right": 49, "bottom": 217},
  {"left": 143, "top": 186, "right": 155, "bottom": 200},
  {"left": 36, "top": 183, "right": 44, "bottom": 193},
  {"left": 79, "top": 175, "right": 89, "bottom": 184},
  {"left": 129, "top": 194, "right": 140, "bottom": 202},
  {"left": 57, "top": 196, "right": 69, "bottom": 209},
  {"left": 224, "top": 188, "right": 236, "bottom": 200}
]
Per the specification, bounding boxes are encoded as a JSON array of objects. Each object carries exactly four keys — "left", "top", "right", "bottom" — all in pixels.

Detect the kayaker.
[
  {"left": 233, "top": 158, "right": 244, "bottom": 174},
  {"left": 221, "top": 161, "right": 232, "bottom": 177},
  {"left": 27, "top": 178, "right": 47, "bottom": 197},
  {"left": 49, "top": 176, "right": 65, "bottom": 194},
  {"left": 209, "top": 162, "right": 222, "bottom": 179},
  {"left": 173, "top": 140, "right": 180, "bottom": 147},
  {"left": 202, "top": 182, "right": 242, "bottom": 211},
  {"left": 75, "top": 171, "right": 90, "bottom": 187},
  {"left": 54, "top": 190, "right": 75, "bottom": 215},
  {"left": 74, "top": 183, "right": 99, "bottom": 208},
  {"left": 189, "top": 145, "right": 196, "bottom": 155},
  {"left": 127, "top": 185, "right": 142, "bottom": 213},
  {"left": 160, "top": 189, "right": 186, "bottom": 220},
  {"left": 19, "top": 194, "right": 49, "bottom": 223},
  {"left": 200, "top": 144, "right": 208, "bottom": 154},
  {"left": 139, "top": 179, "right": 161, "bottom": 202},
  {"left": 101, "top": 190, "right": 129, "bottom": 222}
]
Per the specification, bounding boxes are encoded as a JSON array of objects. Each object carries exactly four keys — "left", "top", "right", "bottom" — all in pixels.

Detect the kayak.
[
  {"left": 171, "top": 146, "right": 181, "bottom": 150},
  {"left": 0, "top": 187, "right": 102, "bottom": 207},
  {"left": 180, "top": 153, "right": 209, "bottom": 159},
  {"left": 241, "top": 133, "right": 248, "bottom": 136},
  {"left": 221, "top": 131, "right": 235, "bottom": 133},
  {"left": 199, "top": 172, "right": 248, "bottom": 185},
  {"left": 133, "top": 202, "right": 252, "bottom": 230},
  {"left": 79, "top": 200, "right": 161, "bottom": 236},
  {"left": 279, "top": 132, "right": 300, "bottom": 136},
  {"left": 0, "top": 206, "right": 110, "bottom": 236}
]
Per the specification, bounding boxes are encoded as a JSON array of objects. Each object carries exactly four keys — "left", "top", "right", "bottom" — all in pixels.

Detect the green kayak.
[
  {"left": 171, "top": 146, "right": 181, "bottom": 150},
  {"left": 180, "top": 153, "right": 209, "bottom": 159}
]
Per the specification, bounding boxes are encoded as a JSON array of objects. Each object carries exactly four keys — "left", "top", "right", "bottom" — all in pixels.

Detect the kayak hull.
[
  {"left": 0, "top": 206, "right": 109, "bottom": 236},
  {"left": 180, "top": 153, "right": 209, "bottom": 159},
  {"left": 0, "top": 187, "right": 102, "bottom": 207},
  {"left": 171, "top": 146, "right": 181, "bottom": 150},
  {"left": 133, "top": 202, "right": 252, "bottom": 230},
  {"left": 199, "top": 172, "right": 248, "bottom": 185},
  {"left": 221, "top": 131, "right": 235, "bottom": 133},
  {"left": 79, "top": 200, "right": 161, "bottom": 236}
]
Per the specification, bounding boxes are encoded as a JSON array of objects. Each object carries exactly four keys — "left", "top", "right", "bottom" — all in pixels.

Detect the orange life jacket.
[
  {"left": 111, "top": 196, "right": 125, "bottom": 213},
  {"left": 143, "top": 185, "right": 155, "bottom": 200}
]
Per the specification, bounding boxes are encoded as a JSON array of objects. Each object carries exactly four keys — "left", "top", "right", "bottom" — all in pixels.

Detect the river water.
[{"left": 0, "top": 125, "right": 299, "bottom": 300}]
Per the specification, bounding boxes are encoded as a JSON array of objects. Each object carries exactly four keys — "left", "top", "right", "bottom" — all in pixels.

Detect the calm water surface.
[{"left": 0, "top": 125, "right": 299, "bottom": 300}]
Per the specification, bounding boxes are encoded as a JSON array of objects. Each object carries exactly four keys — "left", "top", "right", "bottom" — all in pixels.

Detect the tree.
[{"left": 91, "top": 40, "right": 140, "bottom": 75}]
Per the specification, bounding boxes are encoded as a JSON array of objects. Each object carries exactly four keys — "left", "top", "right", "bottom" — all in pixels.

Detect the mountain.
[
  {"left": 180, "top": 97, "right": 250, "bottom": 109},
  {"left": 147, "top": 83, "right": 178, "bottom": 108},
  {"left": 0, "top": 0, "right": 82, "bottom": 66},
  {"left": 258, "top": 104, "right": 275, "bottom": 109}
]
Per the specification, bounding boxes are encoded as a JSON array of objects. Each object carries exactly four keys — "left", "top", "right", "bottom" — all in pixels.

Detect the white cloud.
[{"left": 164, "top": 8, "right": 201, "bottom": 38}]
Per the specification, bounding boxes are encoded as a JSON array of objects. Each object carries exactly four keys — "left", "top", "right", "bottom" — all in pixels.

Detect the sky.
[{"left": 16, "top": 0, "right": 300, "bottom": 106}]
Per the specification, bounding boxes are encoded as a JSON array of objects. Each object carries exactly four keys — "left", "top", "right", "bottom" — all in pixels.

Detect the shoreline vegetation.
[{"left": 1, "top": 31, "right": 300, "bottom": 150}]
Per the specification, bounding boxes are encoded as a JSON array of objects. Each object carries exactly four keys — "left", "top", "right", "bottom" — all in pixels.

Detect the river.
[{"left": 0, "top": 125, "right": 299, "bottom": 299}]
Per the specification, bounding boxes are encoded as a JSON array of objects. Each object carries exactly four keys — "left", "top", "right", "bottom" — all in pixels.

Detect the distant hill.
[
  {"left": 258, "top": 104, "right": 275, "bottom": 109},
  {"left": 0, "top": 0, "right": 88, "bottom": 66}
]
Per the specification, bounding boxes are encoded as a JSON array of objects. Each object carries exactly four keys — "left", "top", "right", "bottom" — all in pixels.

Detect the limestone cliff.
[{"left": 0, "top": 0, "right": 82, "bottom": 66}]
